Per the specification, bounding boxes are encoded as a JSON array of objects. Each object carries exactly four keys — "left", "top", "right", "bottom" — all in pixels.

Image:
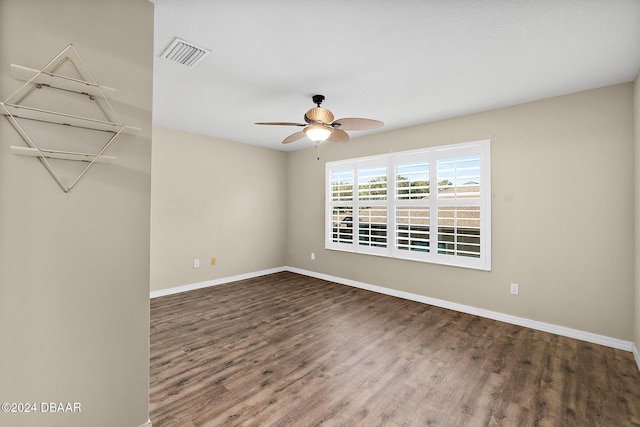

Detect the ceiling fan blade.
[
  {"left": 305, "top": 107, "right": 334, "bottom": 124},
  {"left": 327, "top": 128, "right": 350, "bottom": 143},
  {"left": 282, "top": 131, "right": 307, "bottom": 144},
  {"left": 332, "top": 118, "right": 384, "bottom": 131},
  {"left": 255, "top": 122, "right": 306, "bottom": 127}
]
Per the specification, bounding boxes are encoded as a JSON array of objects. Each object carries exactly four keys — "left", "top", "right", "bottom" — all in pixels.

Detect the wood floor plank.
[{"left": 150, "top": 272, "right": 640, "bottom": 426}]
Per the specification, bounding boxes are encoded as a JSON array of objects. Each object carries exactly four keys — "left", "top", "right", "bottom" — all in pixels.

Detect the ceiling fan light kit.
[
  {"left": 255, "top": 94, "right": 383, "bottom": 145},
  {"left": 304, "top": 124, "right": 333, "bottom": 142}
]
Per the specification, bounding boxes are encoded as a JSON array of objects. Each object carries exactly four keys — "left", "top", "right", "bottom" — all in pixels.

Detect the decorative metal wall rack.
[{"left": 1, "top": 44, "right": 140, "bottom": 192}]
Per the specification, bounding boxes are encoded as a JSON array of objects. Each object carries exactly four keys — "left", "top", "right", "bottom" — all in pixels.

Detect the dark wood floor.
[{"left": 150, "top": 271, "right": 640, "bottom": 426}]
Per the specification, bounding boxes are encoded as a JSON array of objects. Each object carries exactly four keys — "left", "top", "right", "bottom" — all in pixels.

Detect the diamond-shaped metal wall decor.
[{"left": 1, "top": 44, "right": 126, "bottom": 192}]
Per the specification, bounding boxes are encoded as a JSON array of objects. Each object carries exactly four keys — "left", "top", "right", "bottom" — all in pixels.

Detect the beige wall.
[
  {"left": 0, "top": 1, "right": 153, "bottom": 426},
  {"left": 150, "top": 126, "right": 288, "bottom": 292},
  {"left": 287, "top": 84, "right": 635, "bottom": 341}
]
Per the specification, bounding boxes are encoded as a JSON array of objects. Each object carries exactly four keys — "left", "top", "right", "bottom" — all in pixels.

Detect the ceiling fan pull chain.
[{"left": 316, "top": 143, "right": 321, "bottom": 160}]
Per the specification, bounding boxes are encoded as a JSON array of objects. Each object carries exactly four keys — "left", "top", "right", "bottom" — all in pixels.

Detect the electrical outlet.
[
  {"left": 311, "top": 252, "right": 315, "bottom": 261},
  {"left": 211, "top": 257, "right": 216, "bottom": 265},
  {"left": 193, "top": 258, "right": 200, "bottom": 269},
  {"left": 510, "top": 283, "right": 519, "bottom": 295}
]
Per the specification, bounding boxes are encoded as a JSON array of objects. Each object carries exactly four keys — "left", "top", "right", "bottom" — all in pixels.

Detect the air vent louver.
[{"left": 161, "top": 37, "right": 211, "bottom": 68}]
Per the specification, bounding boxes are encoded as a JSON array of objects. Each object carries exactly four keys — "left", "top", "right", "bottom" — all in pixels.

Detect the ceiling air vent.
[{"left": 161, "top": 37, "right": 211, "bottom": 68}]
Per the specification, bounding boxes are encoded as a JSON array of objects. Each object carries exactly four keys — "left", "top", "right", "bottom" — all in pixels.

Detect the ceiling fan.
[{"left": 255, "top": 95, "right": 383, "bottom": 144}]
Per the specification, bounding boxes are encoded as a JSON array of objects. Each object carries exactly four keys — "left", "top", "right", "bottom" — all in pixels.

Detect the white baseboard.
[
  {"left": 150, "top": 267, "right": 287, "bottom": 298},
  {"left": 138, "top": 420, "right": 152, "bottom": 427},
  {"left": 286, "top": 267, "right": 635, "bottom": 353},
  {"left": 150, "top": 266, "right": 634, "bottom": 354}
]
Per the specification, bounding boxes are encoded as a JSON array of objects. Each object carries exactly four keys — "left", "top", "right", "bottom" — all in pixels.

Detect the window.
[{"left": 326, "top": 140, "right": 491, "bottom": 270}]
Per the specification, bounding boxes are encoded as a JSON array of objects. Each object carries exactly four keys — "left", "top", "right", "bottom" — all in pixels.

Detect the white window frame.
[{"left": 325, "top": 139, "right": 491, "bottom": 271}]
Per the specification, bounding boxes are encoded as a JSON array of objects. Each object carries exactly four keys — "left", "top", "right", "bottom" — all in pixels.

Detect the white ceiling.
[{"left": 151, "top": 0, "right": 640, "bottom": 151}]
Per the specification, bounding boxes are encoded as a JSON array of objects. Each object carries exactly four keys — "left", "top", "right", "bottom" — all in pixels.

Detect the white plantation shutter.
[
  {"left": 396, "top": 162, "right": 430, "bottom": 200},
  {"left": 436, "top": 206, "right": 481, "bottom": 257},
  {"left": 329, "top": 169, "right": 355, "bottom": 245},
  {"left": 358, "top": 166, "right": 387, "bottom": 201},
  {"left": 436, "top": 154, "right": 483, "bottom": 260},
  {"left": 394, "top": 158, "right": 430, "bottom": 259},
  {"left": 395, "top": 206, "right": 430, "bottom": 252},
  {"left": 326, "top": 140, "right": 490, "bottom": 270},
  {"left": 357, "top": 166, "right": 388, "bottom": 250}
]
